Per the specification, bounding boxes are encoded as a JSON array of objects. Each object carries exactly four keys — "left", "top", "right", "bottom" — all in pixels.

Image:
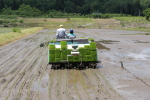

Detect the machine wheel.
[{"left": 93, "top": 63, "right": 97, "bottom": 69}]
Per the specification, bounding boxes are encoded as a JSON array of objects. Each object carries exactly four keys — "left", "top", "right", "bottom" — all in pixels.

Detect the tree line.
[{"left": 0, "top": 0, "right": 150, "bottom": 17}]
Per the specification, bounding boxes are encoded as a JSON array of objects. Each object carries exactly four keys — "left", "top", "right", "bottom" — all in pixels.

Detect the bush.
[
  {"left": 12, "top": 28, "right": 21, "bottom": 33},
  {"left": 18, "top": 19, "right": 24, "bottom": 23},
  {"left": 143, "top": 8, "right": 150, "bottom": 20}
]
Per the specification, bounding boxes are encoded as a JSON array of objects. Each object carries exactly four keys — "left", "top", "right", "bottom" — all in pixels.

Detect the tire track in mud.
[
  {"left": 59, "top": 69, "right": 69, "bottom": 100},
  {"left": 81, "top": 70, "right": 101, "bottom": 100},
  {"left": 0, "top": 34, "right": 37, "bottom": 67},
  {"left": 0, "top": 34, "right": 44, "bottom": 84},
  {"left": 25, "top": 49, "right": 48, "bottom": 100},
  {"left": 92, "top": 69, "right": 122, "bottom": 99},
  {"left": 122, "top": 67, "right": 150, "bottom": 88},
  {"left": 0, "top": 32, "right": 52, "bottom": 100},
  {"left": 18, "top": 34, "right": 51, "bottom": 100},
  {"left": 48, "top": 69, "right": 55, "bottom": 100},
  {"left": 17, "top": 50, "right": 45, "bottom": 99},
  {"left": 73, "top": 70, "right": 91, "bottom": 100},
  {"left": 0, "top": 41, "right": 45, "bottom": 99},
  {"left": 0, "top": 34, "right": 40, "bottom": 77},
  {"left": 67, "top": 70, "right": 80, "bottom": 100},
  {"left": 49, "top": 70, "right": 60, "bottom": 100}
]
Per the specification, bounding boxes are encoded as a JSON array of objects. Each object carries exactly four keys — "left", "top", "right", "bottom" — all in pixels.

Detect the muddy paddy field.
[{"left": 0, "top": 28, "right": 150, "bottom": 100}]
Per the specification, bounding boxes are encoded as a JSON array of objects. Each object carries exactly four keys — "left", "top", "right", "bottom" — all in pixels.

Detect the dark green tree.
[
  {"left": 20, "top": 0, "right": 23, "bottom": 4},
  {"left": 0, "top": 0, "right": 5, "bottom": 10},
  {"left": 55, "top": 0, "right": 64, "bottom": 10},
  {"left": 143, "top": 8, "right": 150, "bottom": 20},
  {"left": 133, "top": 0, "right": 142, "bottom": 15},
  {"left": 0, "top": 0, "right": 4, "bottom": 10},
  {"left": 12, "top": 0, "right": 17, "bottom": 10}
]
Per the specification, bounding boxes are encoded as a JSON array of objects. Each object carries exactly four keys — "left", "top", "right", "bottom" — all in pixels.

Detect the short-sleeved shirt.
[
  {"left": 67, "top": 33, "right": 76, "bottom": 39},
  {"left": 56, "top": 28, "right": 67, "bottom": 39}
]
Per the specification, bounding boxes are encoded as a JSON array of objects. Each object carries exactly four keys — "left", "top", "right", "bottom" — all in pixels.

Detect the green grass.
[
  {"left": 121, "top": 33, "right": 150, "bottom": 35},
  {"left": 118, "top": 27, "right": 150, "bottom": 32},
  {"left": 114, "top": 17, "right": 149, "bottom": 23},
  {"left": 114, "top": 17, "right": 150, "bottom": 30},
  {"left": 0, "top": 28, "right": 27, "bottom": 34},
  {"left": 22, "top": 18, "right": 96, "bottom": 29}
]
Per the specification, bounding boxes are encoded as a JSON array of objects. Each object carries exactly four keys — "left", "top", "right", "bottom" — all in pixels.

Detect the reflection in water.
[
  {"left": 96, "top": 65, "right": 104, "bottom": 68},
  {"left": 128, "top": 53, "right": 148, "bottom": 60},
  {"left": 142, "top": 48, "right": 150, "bottom": 53},
  {"left": 128, "top": 48, "right": 150, "bottom": 61}
]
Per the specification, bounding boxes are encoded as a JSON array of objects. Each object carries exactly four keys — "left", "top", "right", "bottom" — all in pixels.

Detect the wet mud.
[
  {"left": 0, "top": 29, "right": 150, "bottom": 100},
  {"left": 96, "top": 42, "right": 110, "bottom": 50}
]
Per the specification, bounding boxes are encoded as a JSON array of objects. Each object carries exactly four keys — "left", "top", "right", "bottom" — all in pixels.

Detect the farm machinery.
[{"left": 48, "top": 38, "right": 99, "bottom": 69}]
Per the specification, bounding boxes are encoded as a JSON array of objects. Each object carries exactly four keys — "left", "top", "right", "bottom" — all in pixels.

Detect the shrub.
[
  {"left": 12, "top": 28, "right": 21, "bottom": 33},
  {"left": 19, "top": 19, "right": 24, "bottom": 23},
  {"left": 143, "top": 8, "right": 150, "bottom": 20}
]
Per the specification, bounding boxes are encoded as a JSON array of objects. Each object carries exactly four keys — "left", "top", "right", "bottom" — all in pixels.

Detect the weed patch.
[{"left": 12, "top": 28, "right": 21, "bottom": 33}]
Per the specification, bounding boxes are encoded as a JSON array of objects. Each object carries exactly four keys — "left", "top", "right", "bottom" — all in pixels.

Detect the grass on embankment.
[
  {"left": 0, "top": 27, "right": 43, "bottom": 46},
  {"left": 23, "top": 18, "right": 95, "bottom": 29},
  {"left": 0, "top": 28, "right": 28, "bottom": 34}
]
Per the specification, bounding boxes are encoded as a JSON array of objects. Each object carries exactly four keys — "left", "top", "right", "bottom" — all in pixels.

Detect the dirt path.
[{"left": 0, "top": 29, "right": 150, "bottom": 100}]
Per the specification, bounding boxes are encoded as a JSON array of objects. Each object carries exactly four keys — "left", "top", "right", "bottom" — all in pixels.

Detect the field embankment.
[{"left": 0, "top": 27, "right": 43, "bottom": 46}]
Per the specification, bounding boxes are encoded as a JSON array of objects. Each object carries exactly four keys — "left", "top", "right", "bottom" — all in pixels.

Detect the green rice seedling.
[
  {"left": 55, "top": 48, "right": 61, "bottom": 58},
  {"left": 61, "top": 41, "right": 67, "bottom": 49},
  {"left": 91, "top": 51, "right": 97, "bottom": 61},
  {"left": 49, "top": 47, "right": 55, "bottom": 54},
  {"left": 61, "top": 55, "right": 67, "bottom": 60},
  {"left": 61, "top": 50, "right": 67, "bottom": 60},
  {"left": 84, "top": 45, "right": 90, "bottom": 48},
  {"left": 84, "top": 55, "right": 92, "bottom": 61},
  {"left": 84, "top": 45, "right": 90, "bottom": 55},
  {"left": 90, "top": 42, "right": 96, "bottom": 50},
  {"left": 78, "top": 47, "right": 85, "bottom": 56},
  {"left": 73, "top": 55, "right": 80, "bottom": 62},
  {"left": 81, "top": 57, "right": 86, "bottom": 61},
  {"left": 50, "top": 39, "right": 56, "bottom": 43},
  {"left": 50, "top": 54, "right": 55, "bottom": 62},
  {"left": 67, "top": 49, "right": 72, "bottom": 55},
  {"left": 55, "top": 58, "right": 61, "bottom": 62},
  {"left": 85, "top": 49, "right": 91, "bottom": 55},
  {"left": 49, "top": 44, "right": 55, "bottom": 49},
  {"left": 62, "top": 50, "right": 67, "bottom": 55},
  {"left": 88, "top": 38, "right": 94, "bottom": 41},
  {"left": 67, "top": 55, "right": 73, "bottom": 62}
]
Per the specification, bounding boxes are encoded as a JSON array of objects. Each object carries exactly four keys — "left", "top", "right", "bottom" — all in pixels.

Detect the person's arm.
[
  {"left": 56, "top": 30, "right": 59, "bottom": 39},
  {"left": 64, "top": 29, "right": 68, "bottom": 38}
]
